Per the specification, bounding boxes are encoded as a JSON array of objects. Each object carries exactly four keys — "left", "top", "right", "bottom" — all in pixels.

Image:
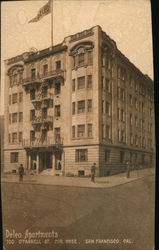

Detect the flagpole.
[{"left": 51, "top": 0, "right": 53, "bottom": 47}]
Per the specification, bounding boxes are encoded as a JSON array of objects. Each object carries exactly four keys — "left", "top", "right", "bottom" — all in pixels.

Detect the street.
[{"left": 2, "top": 175, "right": 155, "bottom": 250}]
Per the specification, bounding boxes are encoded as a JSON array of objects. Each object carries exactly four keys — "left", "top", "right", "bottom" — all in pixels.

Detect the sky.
[{"left": 1, "top": 0, "right": 153, "bottom": 114}]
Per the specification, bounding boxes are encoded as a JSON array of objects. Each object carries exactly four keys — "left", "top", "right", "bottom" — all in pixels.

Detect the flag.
[{"left": 29, "top": 0, "right": 51, "bottom": 23}]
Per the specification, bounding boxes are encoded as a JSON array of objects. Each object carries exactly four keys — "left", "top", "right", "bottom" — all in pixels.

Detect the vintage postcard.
[{"left": 1, "top": 0, "right": 155, "bottom": 250}]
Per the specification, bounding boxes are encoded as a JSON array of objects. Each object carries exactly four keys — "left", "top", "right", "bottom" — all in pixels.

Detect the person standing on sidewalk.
[
  {"left": 91, "top": 163, "right": 96, "bottom": 182},
  {"left": 126, "top": 161, "right": 130, "bottom": 178},
  {"left": 18, "top": 163, "right": 24, "bottom": 183}
]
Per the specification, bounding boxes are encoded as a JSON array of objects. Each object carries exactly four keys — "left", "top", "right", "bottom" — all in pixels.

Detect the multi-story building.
[{"left": 3, "top": 25, "right": 155, "bottom": 176}]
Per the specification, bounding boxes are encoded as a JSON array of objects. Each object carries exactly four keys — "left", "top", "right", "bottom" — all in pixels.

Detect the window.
[
  {"left": 55, "top": 128, "right": 61, "bottom": 142},
  {"left": 101, "top": 76, "right": 104, "bottom": 89},
  {"left": 12, "top": 93, "right": 17, "bottom": 104},
  {"left": 135, "top": 117, "right": 138, "bottom": 127},
  {"left": 121, "top": 109, "right": 125, "bottom": 122},
  {"left": 102, "top": 100, "right": 105, "bottom": 114},
  {"left": 129, "top": 75, "right": 132, "bottom": 88},
  {"left": 77, "top": 76, "right": 85, "bottom": 89},
  {"left": 10, "top": 152, "right": 18, "bottom": 163},
  {"left": 106, "top": 79, "right": 111, "bottom": 93},
  {"left": 102, "top": 54, "right": 105, "bottom": 66},
  {"left": 19, "top": 112, "right": 23, "bottom": 122},
  {"left": 42, "top": 108, "right": 47, "bottom": 119},
  {"left": 30, "top": 131, "right": 35, "bottom": 142},
  {"left": 87, "top": 99, "right": 92, "bottom": 112},
  {"left": 135, "top": 135, "right": 138, "bottom": 146},
  {"left": 78, "top": 53, "right": 84, "bottom": 66},
  {"left": 41, "top": 130, "right": 47, "bottom": 143},
  {"left": 88, "top": 51, "right": 93, "bottom": 65},
  {"left": 30, "top": 89, "right": 35, "bottom": 100},
  {"left": 121, "top": 130, "right": 125, "bottom": 143},
  {"left": 106, "top": 102, "right": 111, "bottom": 116},
  {"left": 135, "top": 82, "right": 138, "bottom": 91},
  {"left": 129, "top": 95, "right": 133, "bottom": 106},
  {"left": 87, "top": 75, "right": 92, "bottom": 89},
  {"left": 19, "top": 71, "right": 23, "bottom": 83},
  {"left": 19, "top": 132, "right": 23, "bottom": 143},
  {"left": 30, "top": 110, "right": 35, "bottom": 121},
  {"left": 72, "top": 102, "right": 75, "bottom": 115},
  {"left": 130, "top": 113, "right": 132, "bottom": 126},
  {"left": 56, "top": 60, "right": 61, "bottom": 70},
  {"left": 9, "top": 95, "right": 11, "bottom": 105},
  {"left": 76, "top": 149, "right": 88, "bottom": 162},
  {"left": 72, "top": 126, "right": 75, "bottom": 138},
  {"left": 130, "top": 134, "right": 133, "bottom": 145},
  {"left": 72, "top": 56, "right": 76, "bottom": 68},
  {"left": 9, "top": 114, "right": 11, "bottom": 124},
  {"left": 106, "top": 125, "right": 111, "bottom": 140},
  {"left": 142, "top": 102, "right": 145, "bottom": 113},
  {"left": 19, "top": 92, "right": 23, "bottom": 102},
  {"left": 55, "top": 82, "right": 61, "bottom": 95},
  {"left": 72, "top": 79, "right": 75, "bottom": 92},
  {"left": 102, "top": 124, "right": 105, "bottom": 138},
  {"left": 105, "top": 54, "right": 110, "bottom": 69},
  {"left": 31, "top": 68, "right": 36, "bottom": 79},
  {"left": 78, "top": 101, "right": 85, "bottom": 113},
  {"left": 12, "top": 113, "right": 17, "bottom": 123},
  {"left": 120, "top": 151, "right": 125, "bottom": 163},
  {"left": 120, "top": 88, "right": 125, "bottom": 101},
  {"left": 13, "top": 72, "right": 17, "bottom": 84},
  {"left": 87, "top": 124, "right": 92, "bottom": 138},
  {"left": 42, "top": 86, "right": 48, "bottom": 98},
  {"left": 117, "top": 108, "right": 120, "bottom": 120},
  {"left": 8, "top": 134, "right": 11, "bottom": 143},
  {"left": 43, "top": 64, "right": 48, "bottom": 76},
  {"left": 117, "top": 87, "right": 120, "bottom": 99},
  {"left": 105, "top": 150, "right": 110, "bottom": 162},
  {"left": 12, "top": 133, "right": 17, "bottom": 143},
  {"left": 135, "top": 99, "right": 138, "bottom": 109},
  {"left": 77, "top": 125, "right": 85, "bottom": 138},
  {"left": 55, "top": 105, "right": 61, "bottom": 117}
]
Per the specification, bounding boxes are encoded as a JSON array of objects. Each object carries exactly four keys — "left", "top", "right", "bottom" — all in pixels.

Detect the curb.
[{"left": 1, "top": 174, "right": 155, "bottom": 189}]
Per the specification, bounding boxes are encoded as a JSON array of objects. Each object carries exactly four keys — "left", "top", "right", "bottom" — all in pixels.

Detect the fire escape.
[{"left": 23, "top": 68, "right": 64, "bottom": 149}]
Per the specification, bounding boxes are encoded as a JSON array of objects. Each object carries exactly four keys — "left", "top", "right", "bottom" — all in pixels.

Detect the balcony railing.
[
  {"left": 31, "top": 92, "right": 53, "bottom": 104},
  {"left": 23, "top": 70, "right": 64, "bottom": 86},
  {"left": 32, "top": 115, "right": 53, "bottom": 125},
  {"left": 23, "top": 137, "right": 63, "bottom": 148},
  {"left": 23, "top": 75, "right": 41, "bottom": 86}
]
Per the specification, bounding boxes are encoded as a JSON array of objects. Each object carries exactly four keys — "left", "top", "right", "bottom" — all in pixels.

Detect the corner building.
[{"left": 4, "top": 25, "right": 155, "bottom": 176}]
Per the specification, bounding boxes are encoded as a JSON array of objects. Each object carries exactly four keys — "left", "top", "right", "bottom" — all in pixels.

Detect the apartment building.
[{"left": 3, "top": 25, "right": 155, "bottom": 176}]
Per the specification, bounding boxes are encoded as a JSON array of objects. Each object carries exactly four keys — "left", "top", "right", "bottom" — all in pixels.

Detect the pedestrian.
[
  {"left": 126, "top": 161, "right": 130, "bottom": 178},
  {"left": 58, "top": 161, "right": 62, "bottom": 170},
  {"left": 91, "top": 163, "right": 96, "bottom": 182},
  {"left": 18, "top": 163, "right": 24, "bottom": 183}
]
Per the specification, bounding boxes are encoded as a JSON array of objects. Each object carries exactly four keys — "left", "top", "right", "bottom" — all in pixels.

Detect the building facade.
[{"left": 3, "top": 25, "right": 155, "bottom": 176}]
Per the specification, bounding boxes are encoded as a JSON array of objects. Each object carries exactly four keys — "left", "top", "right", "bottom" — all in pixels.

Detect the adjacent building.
[
  {"left": 0, "top": 115, "right": 4, "bottom": 173},
  {"left": 3, "top": 25, "right": 155, "bottom": 176}
]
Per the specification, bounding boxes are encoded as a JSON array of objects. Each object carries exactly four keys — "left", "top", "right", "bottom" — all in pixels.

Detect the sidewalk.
[{"left": 1, "top": 167, "right": 155, "bottom": 188}]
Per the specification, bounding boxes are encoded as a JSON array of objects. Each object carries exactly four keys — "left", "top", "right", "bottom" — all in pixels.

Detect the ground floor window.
[
  {"left": 120, "top": 151, "right": 125, "bottom": 163},
  {"left": 75, "top": 149, "right": 88, "bottom": 162},
  {"left": 10, "top": 152, "right": 19, "bottom": 163},
  {"left": 105, "top": 150, "right": 110, "bottom": 162}
]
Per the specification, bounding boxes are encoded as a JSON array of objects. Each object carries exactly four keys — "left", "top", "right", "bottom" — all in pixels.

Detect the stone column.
[
  {"left": 36, "top": 153, "right": 39, "bottom": 174},
  {"left": 28, "top": 154, "right": 31, "bottom": 172},
  {"left": 52, "top": 154, "right": 55, "bottom": 170},
  {"left": 62, "top": 151, "right": 65, "bottom": 176}
]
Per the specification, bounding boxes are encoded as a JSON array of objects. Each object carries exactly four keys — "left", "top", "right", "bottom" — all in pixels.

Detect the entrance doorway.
[{"left": 40, "top": 152, "right": 52, "bottom": 171}]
